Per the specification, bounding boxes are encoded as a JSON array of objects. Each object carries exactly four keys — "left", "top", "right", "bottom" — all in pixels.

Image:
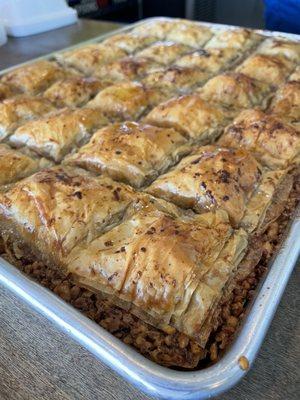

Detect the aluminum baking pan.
[{"left": 0, "top": 18, "right": 300, "bottom": 400}]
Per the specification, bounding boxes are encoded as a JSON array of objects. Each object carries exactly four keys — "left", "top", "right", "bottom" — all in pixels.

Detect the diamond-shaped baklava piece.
[
  {"left": 205, "top": 28, "right": 261, "bottom": 50},
  {"left": 136, "top": 41, "right": 193, "bottom": 65},
  {"left": 95, "top": 56, "right": 162, "bottom": 82},
  {"left": 165, "top": 20, "right": 213, "bottom": 47},
  {"left": 0, "top": 83, "right": 15, "bottom": 101},
  {"left": 219, "top": 109, "right": 300, "bottom": 169},
  {"left": 1, "top": 61, "right": 69, "bottom": 95},
  {"left": 236, "top": 54, "right": 294, "bottom": 86},
  {"left": 131, "top": 19, "right": 175, "bottom": 40},
  {"left": 147, "top": 146, "right": 263, "bottom": 226},
  {"left": 196, "top": 72, "right": 271, "bottom": 111},
  {"left": 65, "top": 121, "right": 189, "bottom": 188},
  {"left": 142, "top": 66, "right": 210, "bottom": 96},
  {"left": 44, "top": 77, "right": 109, "bottom": 108},
  {"left": 101, "top": 33, "right": 157, "bottom": 53},
  {"left": 55, "top": 44, "right": 127, "bottom": 75},
  {"left": 256, "top": 38, "right": 300, "bottom": 63},
  {"left": 66, "top": 206, "right": 247, "bottom": 344},
  {"left": 9, "top": 108, "right": 109, "bottom": 162},
  {"left": 0, "top": 96, "right": 56, "bottom": 142},
  {"left": 289, "top": 66, "right": 300, "bottom": 82},
  {"left": 86, "top": 81, "right": 164, "bottom": 121},
  {"left": 0, "top": 166, "right": 138, "bottom": 264},
  {"left": 269, "top": 81, "right": 300, "bottom": 123},
  {"left": 174, "top": 47, "right": 238, "bottom": 74},
  {"left": 144, "top": 94, "right": 227, "bottom": 142},
  {"left": 0, "top": 144, "right": 50, "bottom": 186}
]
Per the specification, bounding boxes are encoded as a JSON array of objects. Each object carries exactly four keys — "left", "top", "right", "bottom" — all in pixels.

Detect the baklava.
[
  {"left": 205, "top": 28, "right": 261, "bottom": 50},
  {"left": 86, "top": 81, "right": 164, "bottom": 121},
  {"left": 269, "top": 81, "right": 300, "bottom": 123},
  {"left": 0, "top": 82, "right": 15, "bottom": 101},
  {"left": 44, "top": 77, "right": 109, "bottom": 108},
  {"left": 256, "top": 37, "right": 300, "bottom": 63},
  {"left": 144, "top": 94, "right": 227, "bottom": 142},
  {"left": 219, "top": 109, "right": 300, "bottom": 169},
  {"left": 0, "top": 96, "right": 56, "bottom": 142},
  {"left": 64, "top": 121, "right": 190, "bottom": 188},
  {"left": 1, "top": 60, "right": 70, "bottom": 95},
  {"left": 165, "top": 20, "right": 213, "bottom": 47},
  {"left": 136, "top": 41, "right": 193, "bottom": 65},
  {"left": 55, "top": 44, "right": 127, "bottom": 75},
  {"left": 0, "top": 166, "right": 138, "bottom": 265},
  {"left": 236, "top": 54, "right": 295, "bottom": 86},
  {"left": 9, "top": 108, "right": 109, "bottom": 162},
  {"left": 101, "top": 33, "right": 157, "bottom": 53}
]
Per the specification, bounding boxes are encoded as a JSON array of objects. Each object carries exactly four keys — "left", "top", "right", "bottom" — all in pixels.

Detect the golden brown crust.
[
  {"left": 0, "top": 96, "right": 56, "bottom": 142},
  {"left": 256, "top": 38, "right": 300, "bottom": 62},
  {"left": 66, "top": 207, "right": 247, "bottom": 343},
  {"left": 136, "top": 41, "right": 193, "bottom": 65},
  {"left": 102, "top": 33, "right": 157, "bottom": 53},
  {"left": 289, "top": 66, "right": 300, "bottom": 82},
  {"left": 236, "top": 54, "right": 294, "bottom": 85},
  {"left": 94, "top": 56, "right": 162, "bottom": 82},
  {"left": 131, "top": 20, "right": 175, "bottom": 40},
  {"left": 165, "top": 21, "right": 213, "bottom": 47},
  {"left": 142, "top": 66, "right": 210, "bottom": 96},
  {"left": 9, "top": 108, "right": 109, "bottom": 162},
  {"left": 147, "top": 146, "right": 263, "bottom": 226},
  {"left": 0, "top": 166, "right": 138, "bottom": 265},
  {"left": 219, "top": 109, "right": 300, "bottom": 169},
  {"left": 205, "top": 28, "right": 261, "bottom": 50},
  {"left": 86, "top": 81, "right": 163, "bottom": 121},
  {"left": 197, "top": 72, "right": 271, "bottom": 111},
  {"left": 269, "top": 81, "right": 300, "bottom": 123},
  {"left": 64, "top": 121, "right": 189, "bottom": 188},
  {"left": 174, "top": 48, "right": 239, "bottom": 74},
  {"left": 43, "top": 77, "right": 108, "bottom": 108},
  {"left": 55, "top": 44, "right": 127, "bottom": 75},
  {"left": 0, "top": 144, "right": 50, "bottom": 185},
  {"left": 143, "top": 94, "right": 227, "bottom": 141},
  {"left": 1, "top": 61, "right": 70, "bottom": 95}
]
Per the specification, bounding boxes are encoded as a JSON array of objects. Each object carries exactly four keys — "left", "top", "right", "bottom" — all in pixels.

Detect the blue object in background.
[{"left": 265, "top": 0, "right": 300, "bottom": 34}]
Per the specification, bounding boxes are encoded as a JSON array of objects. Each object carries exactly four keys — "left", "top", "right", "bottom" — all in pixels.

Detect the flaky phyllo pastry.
[
  {"left": 0, "top": 18, "right": 299, "bottom": 366},
  {"left": 66, "top": 207, "right": 247, "bottom": 345},
  {"left": 147, "top": 145, "right": 289, "bottom": 232}
]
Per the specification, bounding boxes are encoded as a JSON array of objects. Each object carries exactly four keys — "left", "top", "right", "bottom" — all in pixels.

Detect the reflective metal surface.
[{"left": 0, "top": 18, "right": 299, "bottom": 400}]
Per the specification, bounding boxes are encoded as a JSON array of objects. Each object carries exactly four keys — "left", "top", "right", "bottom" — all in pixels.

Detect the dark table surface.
[{"left": 0, "top": 18, "right": 299, "bottom": 400}]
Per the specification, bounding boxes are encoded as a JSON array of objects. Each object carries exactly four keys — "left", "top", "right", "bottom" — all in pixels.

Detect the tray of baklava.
[{"left": 0, "top": 17, "right": 299, "bottom": 400}]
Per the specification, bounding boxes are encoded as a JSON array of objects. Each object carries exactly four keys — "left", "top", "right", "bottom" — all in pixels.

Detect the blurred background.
[
  {"left": 69, "top": 0, "right": 264, "bottom": 28},
  {"left": 68, "top": 0, "right": 265, "bottom": 29}
]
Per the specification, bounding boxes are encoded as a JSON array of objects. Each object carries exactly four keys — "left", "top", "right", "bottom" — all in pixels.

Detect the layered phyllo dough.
[
  {"left": 94, "top": 56, "right": 162, "bottom": 82},
  {"left": 0, "top": 144, "right": 50, "bottom": 186},
  {"left": 269, "top": 81, "right": 300, "bottom": 123},
  {"left": 55, "top": 44, "right": 127, "bottom": 75},
  {"left": 9, "top": 108, "right": 109, "bottom": 162},
  {"left": 65, "top": 121, "right": 190, "bottom": 188},
  {"left": 219, "top": 109, "right": 300, "bottom": 169},
  {"left": 86, "top": 81, "right": 164, "bottom": 121},
  {"left": 205, "top": 28, "right": 261, "bottom": 50},
  {"left": 196, "top": 72, "right": 271, "bottom": 112},
  {"left": 136, "top": 41, "right": 193, "bottom": 65},
  {"left": 131, "top": 19, "right": 176, "bottom": 40},
  {"left": 66, "top": 206, "right": 248, "bottom": 345},
  {"left": 0, "top": 166, "right": 138, "bottom": 264},
  {"left": 236, "top": 54, "right": 294, "bottom": 85},
  {"left": 142, "top": 66, "right": 210, "bottom": 96},
  {"left": 1, "top": 60, "right": 69, "bottom": 95},
  {"left": 44, "top": 77, "right": 108, "bottom": 108},
  {"left": 165, "top": 20, "right": 213, "bottom": 47},
  {"left": 0, "top": 96, "right": 56, "bottom": 141},
  {"left": 144, "top": 94, "right": 227, "bottom": 142},
  {"left": 101, "top": 33, "right": 157, "bottom": 53},
  {"left": 256, "top": 37, "right": 300, "bottom": 63},
  {"left": 147, "top": 145, "right": 287, "bottom": 231},
  {"left": 289, "top": 66, "right": 300, "bottom": 82},
  {"left": 174, "top": 48, "right": 238, "bottom": 74}
]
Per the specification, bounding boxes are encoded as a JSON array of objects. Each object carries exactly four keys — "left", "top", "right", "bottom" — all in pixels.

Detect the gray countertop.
[{"left": 0, "top": 19, "right": 299, "bottom": 400}]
